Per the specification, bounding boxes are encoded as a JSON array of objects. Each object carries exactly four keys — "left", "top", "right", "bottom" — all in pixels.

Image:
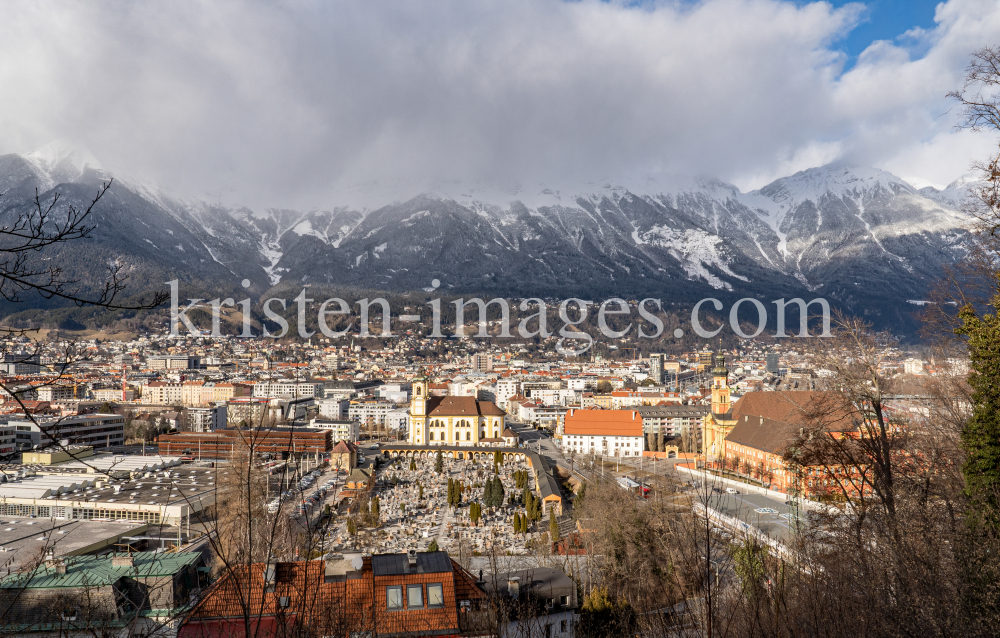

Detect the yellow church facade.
[
  {"left": 407, "top": 373, "right": 507, "bottom": 446},
  {"left": 702, "top": 352, "right": 738, "bottom": 462}
]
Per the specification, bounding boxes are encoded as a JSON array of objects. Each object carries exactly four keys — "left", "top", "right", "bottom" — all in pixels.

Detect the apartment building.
[
  {"left": 253, "top": 381, "right": 323, "bottom": 399},
  {"left": 349, "top": 399, "right": 397, "bottom": 429},
  {"left": 561, "top": 409, "right": 644, "bottom": 458},
  {"left": 147, "top": 355, "right": 200, "bottom": 370},
  {"left": 184, "top": 405, "right": 228, "bottom": 433},
  {"left": 634, "top": 404, "right": 709, "bottom": 438},
  {"left": 142, "top": 382, "right": 183, "bottom": 406},
  {"left": 308, "top": 418, "right": 360, "bottom": 443},
  {"left": 35, "top": 385, "right": 76, "bottom": 402}
]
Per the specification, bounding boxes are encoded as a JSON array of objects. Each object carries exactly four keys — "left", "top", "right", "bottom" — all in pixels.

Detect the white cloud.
[{"left": 0, "top": 0, "right": 997, "bottom": 207}]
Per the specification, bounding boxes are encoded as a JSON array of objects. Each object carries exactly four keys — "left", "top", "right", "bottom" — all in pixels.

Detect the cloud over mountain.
[{"left": 0, "top": 0, "right": 998, "bottom": 208}]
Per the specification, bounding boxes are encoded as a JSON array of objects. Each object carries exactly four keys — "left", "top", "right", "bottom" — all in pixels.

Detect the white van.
[{"left": 725, "top": 487, "right": 739, "bottom": 494}]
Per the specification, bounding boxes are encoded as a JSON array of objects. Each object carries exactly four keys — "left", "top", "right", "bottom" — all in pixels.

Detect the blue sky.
[{"left": 822, "top": 0, "right": 943, "bottom": 65}]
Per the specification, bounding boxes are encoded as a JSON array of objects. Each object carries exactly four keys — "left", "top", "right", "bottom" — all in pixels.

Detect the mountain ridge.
[{"left": 0, "top": 150, "right": 974, "bottom": 333}]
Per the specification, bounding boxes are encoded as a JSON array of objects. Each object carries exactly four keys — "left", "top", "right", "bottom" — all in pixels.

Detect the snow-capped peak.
[
  {"left": 24, "top": 140, "right": 102, "bottom": 177},
  {"left": 753, "top": 164, "right": 915, "bottom": 209}
]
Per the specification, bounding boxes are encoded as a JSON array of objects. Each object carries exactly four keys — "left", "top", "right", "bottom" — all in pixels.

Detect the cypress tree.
[
  {"left": 550, "top": 512, "right": 560, "bottom": 541},
  {"left": 409, "top": 458, "right": 416, "bottom": 471},
  {"left": 371, "top": 496, "right": 380, "bottom": 522},
  {"left": 435, "top": 449, "right": 443, "bottom": 474}
]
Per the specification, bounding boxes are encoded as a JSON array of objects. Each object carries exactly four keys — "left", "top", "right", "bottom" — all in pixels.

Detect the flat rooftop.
[
  {"left": 0, "top": 520, "right": 149, "bottom": 572},
  {"left": 0, "top": 463, "right": 218, "bottom": 508},
  {"left": 4, "top": 453, "right": 182, "bottom": 478}
]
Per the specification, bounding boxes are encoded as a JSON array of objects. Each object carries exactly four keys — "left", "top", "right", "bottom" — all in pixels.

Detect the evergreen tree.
[
  {"left": 409, "top": 458, "right": 416, "bottom": 471},
  {"left": 428, "top": 539, "right": 439, "bottom": 552},
  {"left": 550, "top": 511, "right": 560, "bottom": 541},
  {"left": 494, "top": 477, "right": 505, "bottom": 508},
  {"left": 371, "top": 496, "right": 380, "bottom": 522},
  {"left": 418, "top": 483, "right": 424, "bottom": 500},
  {"left": 435, "top": 449, "right": 443, "bottom": 474},
  {"left": 347, "top": 517, "right": 356, "bottom": 536},
  {"left": 957, "top": 303, "right": 1000, "bottom": 521},
  {"left": 530, "top": 495, "right": 541, "bottom": 521}
]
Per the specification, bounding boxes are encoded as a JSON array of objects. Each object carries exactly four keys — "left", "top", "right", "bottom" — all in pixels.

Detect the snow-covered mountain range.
[{"left": 0, "top": 144, "right": 974, "bottom": 331}]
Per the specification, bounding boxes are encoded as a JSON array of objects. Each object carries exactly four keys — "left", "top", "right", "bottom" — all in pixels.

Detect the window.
[
  {"left": 387, "top": 586, "right": 403, "bottom": 611},
  {"left": 466, "top": 432, "right": 471, "bottom": 440},
  {"left": 407, "top": 584, "right": 423, "bottom": 608},
  {"left": 427, "top": 583, "right": 444, "bottom": 608}
]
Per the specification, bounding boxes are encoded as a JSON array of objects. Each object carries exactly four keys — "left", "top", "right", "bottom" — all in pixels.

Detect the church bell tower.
[{"left": 409, "top": 371, "right": 429, "bottom": 444}]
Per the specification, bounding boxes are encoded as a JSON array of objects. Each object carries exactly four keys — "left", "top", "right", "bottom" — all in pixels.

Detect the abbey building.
[{"left": 407, "top": 372, "right": 507, "bottom": 446}]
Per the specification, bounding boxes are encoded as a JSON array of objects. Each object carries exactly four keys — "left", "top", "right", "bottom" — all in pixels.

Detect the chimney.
[
  {"left": 264, "top": 563, "right": 276, "bottom": 588},
  {"left": 407, "top": 549, "right": 418, "bottom": 567},
  {"left": 55, "top": 561, "right": 67, "bottom": 575},
  {"left": 508, "top": 576, "right": 520, "bottom": 598}
]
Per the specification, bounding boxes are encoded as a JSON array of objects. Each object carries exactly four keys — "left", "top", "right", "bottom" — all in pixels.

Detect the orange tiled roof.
[{"left": 564, "top": 409, "right": 643, "bottom": 437}]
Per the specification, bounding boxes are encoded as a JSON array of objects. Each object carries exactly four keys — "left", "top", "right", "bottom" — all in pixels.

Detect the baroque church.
[
  {"left": 407, "top": 372, "right": 507, "bottom": 446},
  {"left": 702, "top": 352, "right": 738, "bottom": 461}
]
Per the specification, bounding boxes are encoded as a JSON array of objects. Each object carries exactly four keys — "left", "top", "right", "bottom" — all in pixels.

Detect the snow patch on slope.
[{"left": 639, "top": 226, "right": 748, "bottom": 291}]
